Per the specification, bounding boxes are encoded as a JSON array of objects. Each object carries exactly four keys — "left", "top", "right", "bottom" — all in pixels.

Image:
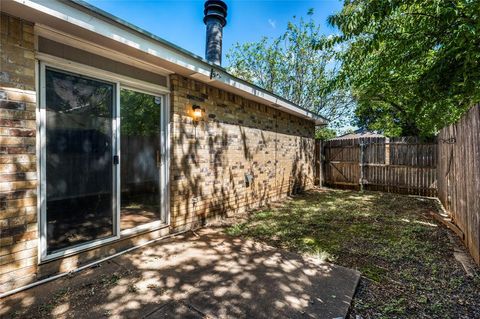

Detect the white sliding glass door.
[
  {"left": 42, "top": 67, "right": 117, "bottom": 256},
  {"left": 39, "top": 61, "right": 170, "bottom": 260},
  {"left": 120, "top": 89, "right": 164, "bottom": 232}
]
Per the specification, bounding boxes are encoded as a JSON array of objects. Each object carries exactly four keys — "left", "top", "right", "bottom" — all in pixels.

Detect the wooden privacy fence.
[
  {"left": 319, "top": 136, "right": 437, "bottom": 197},
  {"left": 437, "top": 104, "right": 480, "bottom": 265},
  {"left": 315, "top": 106, "right": 479, "bottom": 265}
]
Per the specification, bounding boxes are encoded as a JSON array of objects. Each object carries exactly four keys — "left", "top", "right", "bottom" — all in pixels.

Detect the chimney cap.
[{"left": 203, "top": 0, "right": 228, "bottom": 26}]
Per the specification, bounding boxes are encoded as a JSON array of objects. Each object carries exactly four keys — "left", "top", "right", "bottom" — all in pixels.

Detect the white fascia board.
[
  {"left": 14, "top": 0, "right": 327, "bottom": 124},
  {"left": 15, "top": 0, "right": 210, "bottom": 75},
  {"left": 35, "top": 25, "right": 173, "bottom": 77}
]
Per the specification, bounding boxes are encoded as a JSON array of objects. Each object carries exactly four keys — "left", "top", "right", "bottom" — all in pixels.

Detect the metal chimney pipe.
[{"left": 203, "top": 0, "right": 227, "bottom": 65}]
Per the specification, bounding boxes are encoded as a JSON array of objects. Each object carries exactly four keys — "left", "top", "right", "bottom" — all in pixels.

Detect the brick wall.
[
  {"left": 0, "top": 14, "right": 316, "bottom": 293},
  {"left": 0, "top": 13, "right": 38, "bottom": 293},
  {"left": 169, "top": 75, "right": 315, "bottom": 230}
]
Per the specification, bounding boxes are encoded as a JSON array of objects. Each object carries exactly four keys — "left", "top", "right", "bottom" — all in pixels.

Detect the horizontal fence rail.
[
  {"left": 315, "top": 107, "right": 479, "bottom": 266},
  {"left": 319, "top": 136, "right": 438, "bottom": 197}
]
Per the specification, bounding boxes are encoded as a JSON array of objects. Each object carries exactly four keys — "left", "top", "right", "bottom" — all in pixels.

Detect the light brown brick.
[
  {"left": 169, "top": 74, "right": 315, "bottom": 233},
  {"left": 4, "top": 89, "right": 36, "bottom": 103},
  {"left": 0, "top": 237, "right": 14, "bottom": 246},
  {"left": 0, "top": 238, "right": 36, "bottom": 256},
  {"left": 0, "top": 265, "right": 36, "bottom": 283},
  {"left": 0, "top": 247, "right": 37, "bottom": 265},
  {"left": 0, "top": 12, "right": 316, "bottom": 294},
  {"left": 13, "top": 230, "right": 37, "bottom": 243},
  {"left": 0, "top": 256, "right": 36, "bottom": 275}
]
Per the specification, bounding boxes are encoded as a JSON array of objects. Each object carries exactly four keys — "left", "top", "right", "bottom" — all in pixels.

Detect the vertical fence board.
[
  {"left": 322, "top": 136, "right": 437, "bottom": 197},
  {"left": 437, "top": 105, "right": 480, "bottom": 265},
  {"left": 317, "top": 109, "right": 480, "bottom": 274}
]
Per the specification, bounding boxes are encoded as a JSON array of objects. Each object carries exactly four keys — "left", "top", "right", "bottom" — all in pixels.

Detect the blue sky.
[{"left": 84, "top": 0, "right": 343, "bottom": 66}]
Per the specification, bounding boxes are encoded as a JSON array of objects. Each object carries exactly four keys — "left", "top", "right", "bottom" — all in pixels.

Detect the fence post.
[
  {"left": 314, "top": 140, "right": 322, "bottom": 186},
  {"left": 385, "top": 137, "right": 390, "bottom": 165},
  {"left": 319, "top": 140, "right": 324, "bottom": 186},
  {"left": 359, "top": 142, "right": 365, "bottom": 192}
]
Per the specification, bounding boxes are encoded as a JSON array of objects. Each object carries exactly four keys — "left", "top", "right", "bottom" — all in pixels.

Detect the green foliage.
[
  {"left": 120, "top": 89, "right": 160, "bottom": 136},
  {"left": 226, "top": 10, "right": 354, "bottom": 128},
  {"left": 328, "top": 0, "right": 480, "bottom": 136},
  {"left": 315, "top": 127, "right": 337, "bottom": 140}
]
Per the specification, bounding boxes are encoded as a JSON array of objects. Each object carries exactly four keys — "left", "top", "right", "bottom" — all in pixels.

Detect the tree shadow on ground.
[
  {"left": 1, "top": 75, "right": 320, "bottom": 317},
  {"left": 225, "top": 189, "right": 480, "bottom": 319},
  {"left": 2, "top": 227, "right": 359, "bottom": 319}
]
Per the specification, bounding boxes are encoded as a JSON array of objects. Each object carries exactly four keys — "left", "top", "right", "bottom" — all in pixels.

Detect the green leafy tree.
[
  {"left": 120, "top": 89, "right": 160, "bottom": 136},
  {"left": 226, "top": 10, "right": 354, "bottom": 128},
  {"left": 315, "top": 127, "right": 337, "bottom": 140},
  {"left": 328, "top": 0, "right": 480, "bottom": 136}
]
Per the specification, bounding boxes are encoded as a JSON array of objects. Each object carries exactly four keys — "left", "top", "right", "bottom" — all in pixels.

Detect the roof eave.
[{"left": 4, "top": 0, "right": 328, "bottom": 125}]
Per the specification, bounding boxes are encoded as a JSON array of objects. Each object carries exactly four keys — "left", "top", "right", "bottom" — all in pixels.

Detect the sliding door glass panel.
[
  {"left": 45, "top": 68, "right": 115, "bottom": 254},
  {"left": 120, "top": 89, "right": 161, "bottom": 230}
]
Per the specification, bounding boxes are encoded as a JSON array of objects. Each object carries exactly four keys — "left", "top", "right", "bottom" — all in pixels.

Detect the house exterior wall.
[
  {"left": 0, "top": 13, "right": 38, "bottom": 293},
  {"left": 169, "top": 75, "right": 316, "bottom": 230},
  {"left": 0, "top": 13, "right": 316, "bottom": 295}
]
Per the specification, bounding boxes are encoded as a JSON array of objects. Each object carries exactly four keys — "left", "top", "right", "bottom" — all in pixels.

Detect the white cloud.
[{"left": 268, "top": 19, "right": 276, "bottom": 29}]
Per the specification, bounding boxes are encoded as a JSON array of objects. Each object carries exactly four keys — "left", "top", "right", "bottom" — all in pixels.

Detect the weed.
[{"left": 128, "top": 284, "right": 138, "bottom": 293}]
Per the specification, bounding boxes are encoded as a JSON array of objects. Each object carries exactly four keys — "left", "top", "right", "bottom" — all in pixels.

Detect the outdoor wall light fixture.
[
  {"left": 193, "top": 105, "right": 203, "bottom": 119},
  {"left": 192, "top": 105, "right": 203, "bottom": 130}
]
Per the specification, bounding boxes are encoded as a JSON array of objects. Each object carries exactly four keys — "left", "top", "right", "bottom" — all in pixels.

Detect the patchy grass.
[{"left": 226, "top": 189, "right": 480, "bottom": 318}]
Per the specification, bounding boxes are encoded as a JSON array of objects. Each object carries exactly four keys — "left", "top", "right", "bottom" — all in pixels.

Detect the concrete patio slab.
[
  {"left": 144, "top": 301, "right": 204, "bottom": 319},
  {"left": 2, "top": 228, "right": 360, "bottom": 319}
]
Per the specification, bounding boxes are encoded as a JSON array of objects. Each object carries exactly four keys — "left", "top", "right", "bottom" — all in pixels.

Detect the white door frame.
[
  {"left": 37, "top": 57, "right": 170, "bottom": 262},
  {"left": 118, "top": 86, "right": 170, "bottom": 237}
]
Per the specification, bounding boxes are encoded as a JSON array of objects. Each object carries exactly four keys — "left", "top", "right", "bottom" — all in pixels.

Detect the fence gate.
[{"left": 321, "top": 136, "right": 437, "bottom": 197}]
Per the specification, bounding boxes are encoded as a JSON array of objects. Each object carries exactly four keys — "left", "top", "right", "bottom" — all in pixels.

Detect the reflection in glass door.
[
  {"left": 44, "top": 68, "right": 115, "bottom": 254},
  {"left": 120, "top": 89, "right": 163, "bottom": 231}
]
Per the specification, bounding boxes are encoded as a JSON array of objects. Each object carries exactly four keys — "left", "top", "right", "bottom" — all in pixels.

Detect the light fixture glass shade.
[{"left": 193, "top": 106, "right": 202, "bottom": 119}]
